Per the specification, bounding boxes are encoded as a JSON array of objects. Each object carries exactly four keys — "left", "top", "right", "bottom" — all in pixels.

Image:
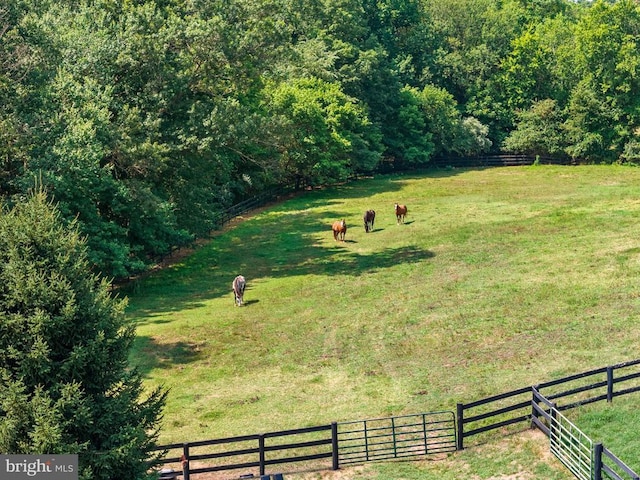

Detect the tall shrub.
[{"left": 0, "top": 193, "right": 166, "bottom": 480}]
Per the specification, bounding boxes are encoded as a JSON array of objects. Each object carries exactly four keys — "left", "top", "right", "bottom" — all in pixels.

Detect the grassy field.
[{"left": 125, "top": 165, "right": 640, "bottom": 479}]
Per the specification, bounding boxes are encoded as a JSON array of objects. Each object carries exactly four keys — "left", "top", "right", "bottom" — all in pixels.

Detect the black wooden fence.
[
  {"left": 153, "top": 412, "right": 457, "bottom": 479},
  {"left": 457, "top": 359, "right": 640, "bottom": 480},
  {"left": 210, "top": 189, "right": 285, "bottom": 231},
  {"left": 153, "top": 359, "right": 640, "bottom": 478},
  {"left": 456, "top": 359, "right": 640, "bottom": 450},
  {"left": 154, "top": 424, "right": 335, "bottom": 480},
  {"left": 532, "top": 387, "right": 640, "bottom": 480},
  {"left": 430, "top": 154, "right": 574, "bottom": 168}
]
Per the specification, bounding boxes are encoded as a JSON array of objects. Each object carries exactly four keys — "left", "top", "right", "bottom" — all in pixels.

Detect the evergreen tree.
[{"left": 0, "top": 193, "right": 167, "bottom": 480}]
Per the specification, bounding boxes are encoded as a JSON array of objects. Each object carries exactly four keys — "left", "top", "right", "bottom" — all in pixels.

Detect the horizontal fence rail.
[
  {"left": 153, "top": 412, "right": 454, "bottom": 478},
  {"left": 533, "top": 387, "right": 640, "bottom": 480},
  {"left": 533, "top": 388, "right": 593, "bottom": 480},
  {"left": 153, "top": 424, "right": 335, "bottom": 479},
  {"left": 337, "top": 412, "right": 456, "bottom": 466},
  {"left": 599, "top": 444, "right": 640, "bottom": 480},
  {"left": 537, "top": 359, "right": 640, "bottom": 411},
  {"left": 456, "top": 386, "right": 532, "bottom": 450},
  {"left": 457, "top": 359, "right": 640, "bottom": 450},
  {"left": 430, "top": 154, "right": 574, "bottom": 169},
  {"left": 211, "top": 189, "right": 283, "bottom": 230}
]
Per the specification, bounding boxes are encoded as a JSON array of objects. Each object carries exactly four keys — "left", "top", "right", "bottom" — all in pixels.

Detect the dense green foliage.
[
  {"left": 0, "top": 193, "right": 166, "bottom": 479},
  {"left": 2, "top": 0, "right": 640, "bottom": 277}
]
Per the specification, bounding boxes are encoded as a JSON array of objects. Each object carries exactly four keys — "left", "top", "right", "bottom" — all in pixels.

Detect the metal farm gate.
[
  {"left": 336, "top": 411, "right": 457, "bottom": 465},
  {"left": 533, "top": 387, "right": 593, "bottom": 480},
  {"left": 550, "top": 408, "right": 593, "bottom": 480}
]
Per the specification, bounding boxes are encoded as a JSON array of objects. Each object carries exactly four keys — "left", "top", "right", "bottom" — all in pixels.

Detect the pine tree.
[{"left": 0, "top": 193, "right": 167, "bottom": 480}]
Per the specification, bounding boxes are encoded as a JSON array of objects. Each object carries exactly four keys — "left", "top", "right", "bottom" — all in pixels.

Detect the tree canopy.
[{"left": 2, "top": 0, "right": 640, "bottom": 278}]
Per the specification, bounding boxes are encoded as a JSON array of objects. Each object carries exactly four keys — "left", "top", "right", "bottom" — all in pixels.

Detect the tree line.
[{"left": 2, "top": 0, "right": 640, "bottom": 279}]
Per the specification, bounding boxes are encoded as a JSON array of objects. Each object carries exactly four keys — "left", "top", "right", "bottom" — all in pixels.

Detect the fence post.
[
  {"left": 364, "top": 421, "right": 370, "bottom": 461},
  {"left": 606, "top": 366, "right": 614, "bottom": 402},
  {"left": 181, "top": 444, "right": 190, "bottom": 480},
  {"left": 259, "top": 434, "right": 266, "bottom": 476},
  {"left": 331, "top": 422, "right": 339, "bottom": 470},
  {"left": 422, "top": 414, "right": 429, "bottom": 455},
  {"left": 531, "top": 387, "right": 538, "bottom": 429},
  {"left": 391, "top": 417, "right": 397, "bottom": 458},
  {"left": 593, "top": 442, "right": 603, "bottom": 480},
  {"left": 456, "top": 403, "right": 464, "bottom": 450},
  {"left": 550, "top": 402, "right": 558, "bottom": 441}
]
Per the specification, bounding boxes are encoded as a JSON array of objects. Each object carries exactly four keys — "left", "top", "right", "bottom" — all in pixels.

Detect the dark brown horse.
[
  {"left": 363, "top": 210, "right": 375, "bottom": 233},
  {"left": 232, "top": 275, "right": 246, "bottom": 306},
  {"left": 332, "top": 219, "right": 347, "bottom": 241},
  {"left": 394, "top": 203, "right": 407, "bottom": 224}
]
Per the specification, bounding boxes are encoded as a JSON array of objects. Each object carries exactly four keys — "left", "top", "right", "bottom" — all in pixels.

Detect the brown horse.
[
  {"left": 394, "top": 203, "right": 407, "bottom": 224},
  {"left": 363, "top": 210, "right": 375, "bottom": 233},
  {"left": 332, "top": 219, "right": 347, "bottom": 241},
  {"left": 232, "top": 275, "right": 246, "bottom": 306}
]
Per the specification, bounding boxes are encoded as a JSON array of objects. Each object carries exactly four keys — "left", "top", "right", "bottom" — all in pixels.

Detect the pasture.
[{"left": 126, "top": 165, "right": 640, "bottom": 478}]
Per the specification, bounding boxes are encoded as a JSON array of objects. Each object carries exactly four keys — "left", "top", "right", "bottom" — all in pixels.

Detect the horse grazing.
[
  {"left": 363, "top": 210, "right": 376, "bottom": 233},
  {"left": 232, "top": 275, "right": 246, "bottom": 306},
  {"left": 394, "top": 203, "right": 407, "bottom": 224},
  {"left": 332, "top": 219, "right": 347, "bottom": 241}
]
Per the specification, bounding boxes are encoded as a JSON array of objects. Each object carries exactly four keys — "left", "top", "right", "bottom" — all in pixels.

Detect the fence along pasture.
[
  {"left": 153, "top": 413, "right": 457, "bottom": 478},
  {"left": 457, "top": 360, "right": 640, "bottom": 480},
  {"left": 155, "top": 425, "right": 335, "bottom": 479},
  {"left": 456, "top": 359, "right": 640, "bottom": 450},
  {"left": 337, "top": 412, "right": 456, "bottom": 465},
  {"left": 532, "top": 388, "right": 593, "bottom": 480},
  {"left": 153, "top": 360, "right": 640, "bottom": 478}
]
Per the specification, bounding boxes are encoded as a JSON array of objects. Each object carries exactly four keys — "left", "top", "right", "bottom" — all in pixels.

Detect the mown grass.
[
  {"left": 569, "top": 394, "right": 640, "bottom": 476},
  {"left": 125, "top": 165, "right": 640, "bottom": 479}
]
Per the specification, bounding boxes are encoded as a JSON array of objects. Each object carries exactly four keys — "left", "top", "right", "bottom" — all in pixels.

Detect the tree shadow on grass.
[
  {"left": 126, "top": 178, "right": 436, "bottom": 322},
  {"left": 132, "top": 337, "right": 206, "bottom": 375},
  {"left": 126, "top": 172, "right": 455, "bottom": 373},
  {"left": 129, "top": 214, "right": 434, "bottom": 323},
  {"left": 130, "top": 242, "right": 434, "bottom": 375}
]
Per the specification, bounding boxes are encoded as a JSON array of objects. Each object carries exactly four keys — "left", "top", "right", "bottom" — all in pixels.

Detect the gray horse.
[{"left": 232, "top": 275, "right": 246, "bottom": 306}]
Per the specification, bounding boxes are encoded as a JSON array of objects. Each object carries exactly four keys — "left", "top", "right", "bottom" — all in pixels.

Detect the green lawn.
[
  {"left": 125, "top": 165, "right": 640, "bottom": 479},
  {"left": 569, "top": 395, "right": 640, "bottom": 476}
]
